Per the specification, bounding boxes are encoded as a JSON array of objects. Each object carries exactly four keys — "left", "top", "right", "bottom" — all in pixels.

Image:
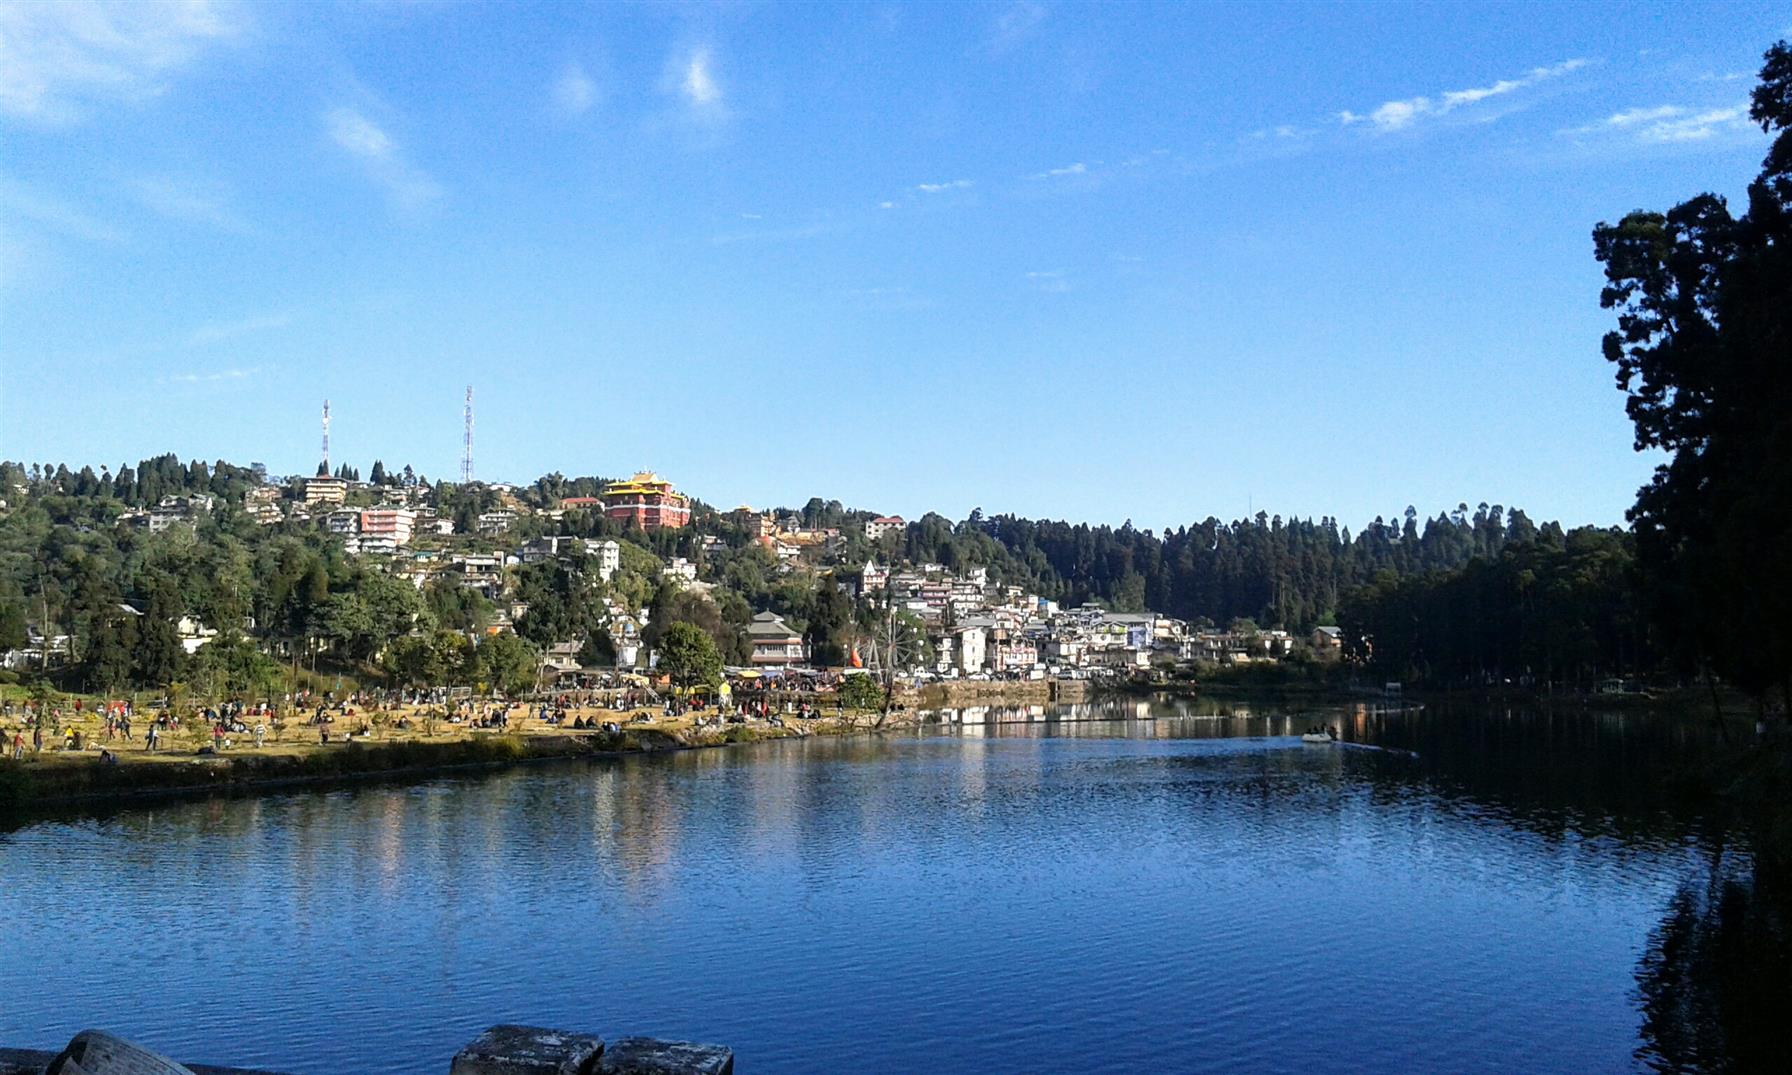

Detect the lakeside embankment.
[
  {"left": 0, "top": 678, "right": 1110, "bottom": 813},
  {"left": 0, "top": 702, "right": 931, "bottom": 814}
]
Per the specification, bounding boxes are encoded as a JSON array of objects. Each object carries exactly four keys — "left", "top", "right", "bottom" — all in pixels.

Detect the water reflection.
[
  {"left": 0, "top": 698, "right": 1780, "bottom": 1074},
  {"left": 1628, "top": 838, "right": 1791, "bottom": 1075}
]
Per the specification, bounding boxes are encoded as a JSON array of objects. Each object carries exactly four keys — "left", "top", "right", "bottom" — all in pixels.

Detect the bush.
[{"left": 836, "top": 674, "right": 884, "bottom": 710}]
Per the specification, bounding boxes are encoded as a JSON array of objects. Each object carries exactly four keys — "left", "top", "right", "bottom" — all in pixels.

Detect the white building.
[
  {"left": 865, "top": 515, "right": 905, "bottom": 541},
  {"left": 584, "top": 539, "right": 621, "bottom": 582},
  {"left": 476, "top": 510, "right": 518, "bottom": 534}
]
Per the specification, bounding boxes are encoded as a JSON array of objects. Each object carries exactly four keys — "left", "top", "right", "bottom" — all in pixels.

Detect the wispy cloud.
[
  {"left": 990, "top": 2, "right": 1047, "bottom": 53},
  {"left": 0, "top": 177, "right": 125, "bottom": 242},
  {"left": 128, "top": 175, "right": 251, "bottom": 234},
  {"left": 1026, "top": 269, "right": 1071, "bottom": 293},
  {"left": 709, "top": 219, "right": 844, "bottom": 246},
  {"left": 1340, "top": 58, "right": 1589, "bottom": 132},
  {"left": 553, "top": 63, "right": 597, "bottom": 117},
  {"left": 170, "top": 365, "right": 262, "bottom": 384},
  {"left": 1246, "top": 125, "right": 1309, "bottom": 142},
  {"left": 916, "top": 179, "right": 973, "bottom": 194},
  {"left": 0, "top": 0, "right": 239, "bottom": 124},
  {"left": 187, "top": 312, "right": 290, "bottom": 347},
  {"left": 653, "top": 45, "right": 729, "bottom": 130},
  {"left": 846, "top": 285, "right": 932, "bottom": 311},
  {"left": 1032, "top": 162, "right": 1087, "bottom": 179},
  {"left": 1561, "top": 103, "right": 1754, "bottom": 143},
  {"left": 683, "top": 49, "right": 721, "bottom": 106},
  {"left": 325, "top": 107, "right": 443, "bottom": 214}
]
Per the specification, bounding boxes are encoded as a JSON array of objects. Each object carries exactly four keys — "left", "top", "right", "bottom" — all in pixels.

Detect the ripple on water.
[{"left": 0, "top": 710, "right": 1740, "bottom": 1073}]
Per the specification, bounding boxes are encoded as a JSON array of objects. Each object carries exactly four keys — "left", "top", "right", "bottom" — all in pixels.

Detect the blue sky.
[{"left": 1, "top": 1, "right": 1784, "bottom": 531}]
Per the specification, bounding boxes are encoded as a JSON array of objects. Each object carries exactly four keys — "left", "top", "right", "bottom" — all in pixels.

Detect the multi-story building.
[
  {"left": 520, "top": 535, "right": 581, "bottom": 564},
  {"left": 865, "top": 515, "right": 905, "bottom": 541},
  {"left": 345, "top": 534, "right": 399, "bottom": 557},
  {"left": 747, "top": 612, "right": 805, "bottom": 668},
  {"left": 147, "top": 496, "right": 198, "bottom": 533},
  {"left": 451, "top": 553, "right": 505, "bottom": 599},
  {"left": 304, "top": 476, "right": 348, "bottom": 506},
  {"left": 360, "top": 507, "right": 417, "bottom": 547},
  {"left": 325, "top": 509, "right": 361, "bottom": 535},
  {"left": 243, "top": 485, "right": 283, "bottom": 525},
  {"left": 476, "top": 510, "right": 518, "bottom": 535},
  {"left": 601, "top": 472, "right": 691, "bottom": 531},
  {"left": 583, "top": 539, "right": 621, "bottom": 582},
  {"left": 727, "top": 506, "right": 776, "bottom": 538}
]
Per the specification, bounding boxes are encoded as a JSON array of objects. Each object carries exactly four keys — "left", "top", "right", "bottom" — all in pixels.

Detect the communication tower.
[{"left": 461, "top": 386, "right": 475, "bottom": 484}]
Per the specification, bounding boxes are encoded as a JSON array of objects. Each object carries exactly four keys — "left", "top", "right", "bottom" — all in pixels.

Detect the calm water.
[{"left": 0, "top": 700, "right": 1767, "bottom": 1073}]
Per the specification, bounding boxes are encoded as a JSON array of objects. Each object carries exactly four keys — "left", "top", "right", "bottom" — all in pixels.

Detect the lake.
[{"left": 0, "top": 699, "right": 1769, "bottom": 1073}]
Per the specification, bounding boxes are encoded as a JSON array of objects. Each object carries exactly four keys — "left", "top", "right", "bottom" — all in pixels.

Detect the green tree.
[
  {"left": 474, "top": 632, "right": 537, "bottom": 697},
  {"left": 657, "top": 621, "right": 722, "bottom": 691},
  {"left": 0, "top": 597, "right": 27, "bottom": 651},
  {"left": 1592, "top": 40, "right": 1792, "bottom": 708},
  {"left": 837, "top": 673, "right": 882, "bottom": 709}
]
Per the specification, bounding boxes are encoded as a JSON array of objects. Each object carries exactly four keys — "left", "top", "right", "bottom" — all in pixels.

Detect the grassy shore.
[{"left": 0, "top": 699, "right": 915, "bottom": 812}]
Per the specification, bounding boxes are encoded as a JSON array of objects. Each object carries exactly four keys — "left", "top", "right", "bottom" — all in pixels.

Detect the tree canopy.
[{"left": 1593, "top": 40, "right": 1792, "bottom": 703}]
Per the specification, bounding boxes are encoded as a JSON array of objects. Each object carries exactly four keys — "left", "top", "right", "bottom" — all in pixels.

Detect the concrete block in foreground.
[
  {"left": 597, "top": 1038, "right": 733, "bottom": 1075},
  {"left": 450, "top": 1026, "right": 605, "bottom": 1075}
]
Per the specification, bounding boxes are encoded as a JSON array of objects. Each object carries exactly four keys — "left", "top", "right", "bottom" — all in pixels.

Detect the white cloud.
[
  {"left": 129, "top": 175, "right": 250, "bottom": 233},
  {"left": 991, "top": 2, "right": 1047, "bottom": 52},
  {"left": 878, "top": 201, "right": 897, "bottom": 210},
  {"left": 171, "top": 365, "right": 261, "bottom": 384},
  {"left": 553, "top": 63, "right": 597, "bottom": 116},
  {"left": 916, "top": 179, "right": 973, "bottom": 194},
  {"left": 325, "top": 107, "right": 443, "bottom": 214},
  {"left": 1604, "top": 105, "right": 1688, "bottom": 127},
  {"left": 1559, "top": 103, "right": 1753, "bottom": 143},
  {"left": 847, "top": 285, "right": 932, "bottom": 311},
  {"left": 710, "top": 219, "right": 842, "bottom": 245},
  {"left": 187, "top": 312, "right": 290, "bottom": 346},
  {"left": 1033, "top": 162, "right": 1087, "bottom": 178},
  {"left": 0, "top": 0, "right": 239, "bottom": 123},
  {"left": 1026, "top": 269, "right": 1071, "bottom": 293},
  {"left": 328, "top": 108, "right": 390, "bottom": 157},
  {"left": 1341, "top": 58, "right": 1588, "bottom": 132},
  {"left": 0, "top": 177, "right": 124, "bottom": 242},
  {"left": 1636, "top": 106, "right": 1751, "bottom": 142},
  {"left": 682, "top": 48, "right": 721, "bottom": 108}
]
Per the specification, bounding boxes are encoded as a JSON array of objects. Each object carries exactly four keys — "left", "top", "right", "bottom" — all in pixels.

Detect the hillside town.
[{"left": 1, "top": 457, "right": 1345, "bottom": 690}]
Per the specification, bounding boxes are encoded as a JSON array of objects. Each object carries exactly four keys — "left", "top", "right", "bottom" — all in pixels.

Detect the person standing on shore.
[
  {"left": 11, "top": 731, "right": 21, "bottom": 760},
  {"left": 145, "top": 723, "right": 158, "bottom": 752}
]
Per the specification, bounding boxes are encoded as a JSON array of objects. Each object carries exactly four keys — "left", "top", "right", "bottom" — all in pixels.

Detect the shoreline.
[
  {"left": 3, "top": 678, "right": 1733, "bottom": 820},
  {"left": 0, "top": 708, "right": 928, "bottom": 819}
]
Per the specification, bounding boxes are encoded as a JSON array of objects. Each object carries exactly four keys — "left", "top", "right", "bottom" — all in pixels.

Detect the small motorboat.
[{"left": 1300, "top": 732, "right": 1335, "bottom": 743}]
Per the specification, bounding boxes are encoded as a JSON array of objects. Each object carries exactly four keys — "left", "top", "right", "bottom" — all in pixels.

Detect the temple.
[{"left": 600, "top": 472, "right": 692, "bottom": 531}]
